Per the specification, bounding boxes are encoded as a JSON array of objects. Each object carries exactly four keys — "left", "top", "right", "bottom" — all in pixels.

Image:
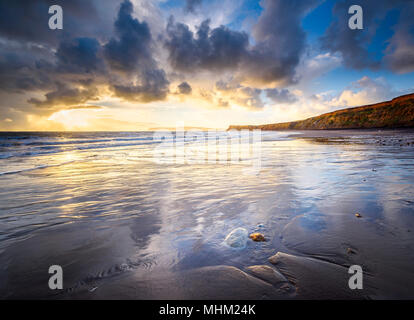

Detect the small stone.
[
  {"left": 355, "top": 213, "right": 362, "bottom": 218},
  {"left": 249, "top": 232, "right": 266, "bottom": 242},
  {"left": 347, "top": 248, "right": 356, "bottom": 255},
  {"left": 224, "top": 228, "right": 249, "bottom": 249}
]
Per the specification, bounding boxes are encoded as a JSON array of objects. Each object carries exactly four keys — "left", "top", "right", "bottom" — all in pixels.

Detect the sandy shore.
[{"left": 1, "top": 130, "right": 414, "bottom": 299}]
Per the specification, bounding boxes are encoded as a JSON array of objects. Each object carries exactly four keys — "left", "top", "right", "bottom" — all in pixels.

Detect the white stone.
[{"left": 224, "top": 227, "right": 248, "bottom": 249}]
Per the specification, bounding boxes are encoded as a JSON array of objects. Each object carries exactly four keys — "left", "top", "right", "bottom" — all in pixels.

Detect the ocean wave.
[
  {"left": 0, "top": 131, "right": 290, "bottom": 162},
  {"left": 0, "top": 160, "right": 77, "bottom": 176}
]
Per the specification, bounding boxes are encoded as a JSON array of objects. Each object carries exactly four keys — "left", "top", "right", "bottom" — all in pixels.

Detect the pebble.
[
  {"left": 224, "top": 228, "right": 248, "bottom": 249},
  {"left": 249, "top": 233, "right": 266, "bottom": 242},
  {"left": 347, "top": 248, "right": 356, "bottom": 255}
]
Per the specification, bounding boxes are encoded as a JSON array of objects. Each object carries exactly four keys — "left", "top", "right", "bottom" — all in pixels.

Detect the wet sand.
[
  {"left": 64, "top": 130, "right": 414, "bottom": 300},
  {"left": 1, "top": 130, "right": 414, "bottom": 299}
]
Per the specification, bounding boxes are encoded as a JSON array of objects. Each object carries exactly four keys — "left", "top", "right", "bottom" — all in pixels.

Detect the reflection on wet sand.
[{"left": 0, "top": 130, "right": 414, "bottom": 299}]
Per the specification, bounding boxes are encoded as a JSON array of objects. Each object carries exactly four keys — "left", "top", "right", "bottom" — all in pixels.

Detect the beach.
[{"left": 1, "top": 129, "right": 414, "bottom": 299}]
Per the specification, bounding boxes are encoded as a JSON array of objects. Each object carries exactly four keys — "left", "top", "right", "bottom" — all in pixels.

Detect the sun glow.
[{"left": 48, "top": 108, "right": 102, "bottom": 130}]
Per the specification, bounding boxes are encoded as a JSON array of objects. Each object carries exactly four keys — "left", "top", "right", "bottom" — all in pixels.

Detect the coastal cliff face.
[{"left": 228, "top": 93, "right": 414, "bottom": 130}]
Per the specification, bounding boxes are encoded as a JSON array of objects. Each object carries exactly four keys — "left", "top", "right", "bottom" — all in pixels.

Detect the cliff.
[{"left": 228, "top": 93, "right": 414, "bottom": 131}]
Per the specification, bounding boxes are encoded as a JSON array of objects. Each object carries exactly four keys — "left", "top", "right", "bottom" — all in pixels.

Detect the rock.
[
  {"left": 355, "top": 213, "right": 362, "bottom": 218},
  {"left": 249, "top": 232, "right": 266, "bottom": 242},
  {"left": 268, "top": 253, "right": 279, "bottom": 265},
  {"left": 246, "top": 265, "right": 288, "bottom": 286},
  {"left": 224, "top": 228, "right": 248, "bottom": 249}
]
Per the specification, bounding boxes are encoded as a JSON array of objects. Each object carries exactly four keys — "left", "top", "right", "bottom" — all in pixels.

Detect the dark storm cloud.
[
  {"left": 242, "top": 0, "right": 320, "bottom": 85},
  {"left": 56, "top": 38, "right": 104, "bottom": 73},
  {"left": 0, "top": 0, "right": 169, "bottom": 108},
  {"left": 265, "top": 88, "right": 298, "bottom": 104},
  {"left": 104, "top": 0, "right": 152, "bottom": 72},
  {"left": 321, "top": 0, "right": 414, "bottom": 71},
  {"left": 28, "top": 83, "right": 99, "bottom": 108},
  {"left": 383, "top": 5, "right": 414, "bottom": 74},
  {"left": 111, "top": 68, "right": 169, "bottom": 103},
  {"left": 165, "top": 18, "right": 249, "bottom": 72},
  {"left": 0, "top": 0, "right": 119, "bottom": 45},
  {"left": 0, "top": 0, "right": 115, "bottom": 95},
  {"left": 185, "top": 0, "right": 203, "bottom": 13},
  {"left": 178, "top": 82, "right": 192, "bottom": 94},
  {"left": 0, "top": 43, "right": 54, "bottom": 92},
  {"left": 103, "top": 1, "right": 169, "bottom": 102},
  {"left": 165, "top": 0, "right": 319, "bottom": 86}
]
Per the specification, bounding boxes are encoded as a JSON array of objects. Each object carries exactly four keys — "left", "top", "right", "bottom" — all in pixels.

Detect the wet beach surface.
[{"left": 1, "top": 129, "right": 414, "bottom": 299}]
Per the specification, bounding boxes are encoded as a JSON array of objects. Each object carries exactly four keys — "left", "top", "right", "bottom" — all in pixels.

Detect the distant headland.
[{"left": 228, "top": 93, "right": 414, "bottom": 131}]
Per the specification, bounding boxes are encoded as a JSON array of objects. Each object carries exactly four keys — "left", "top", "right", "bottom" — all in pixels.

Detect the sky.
[{"left": 0, "top": 0, "right": 413, "bottom": 131}]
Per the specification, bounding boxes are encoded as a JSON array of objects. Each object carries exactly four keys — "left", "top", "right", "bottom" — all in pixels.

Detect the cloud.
[
  {"left": 296, "top": 52, "right": 342, "bottom": 84},
  {"left": 165, "top": 0, "right": 319, "bottom": 86},
  {"left": 384, "top": 7, "right": 414, "bottom": 74},
  {"left": 104, "top": 0, "right": 153, "bottom": 72},
  {"left": 0, "top": 0, "right": 171, "bottom": 117},
  {"left": 326, "top": 76, "right": 399, "bottom": 108},
  {"left": 198, "top": 79, "right": 298, "bottom": 110},
  {"left": 321, "top": 0, "right": 414, "bottom": 71},
  {"left": 66, "top": 105, "right": 103, "bottom": 110},
  {"left": 0, "top": 0, "right": 412, "bottom": 130},
  {"left": 265, "top": 88, "right": 298, "bottom": 104},
  {"left": 104, "top": 1, "right": 169, "bottom": 102},
  {"left": 214, "top": 81, "right": 264, "bottom": 109},
  {"left": 28, "top": 83, "right": 99, "bottom": 109},
  {"left": 235, "top": 87, "right": 264, "bottom": 109},
  {"left": 165, "top": 18, "right": 249, "bottom": 72},
  {"left": 385, "top": 32, "right": 414, "bottom": 74},
  {"left": 0, "top": 0, "right": 120, "bottom": 45},
  {"left": 185, "top": 0, "right": 203, "bottom": 13},
  {"left": 241, "top": 0, "right": 320, "bottom": 86},
  {"left": 0, "top": 40, "right": 55, "bottom": 93},
  {"left": 177, "top": 82, "right": 192, "bottom": 94},
  {"left": 56, "top": 37, "right": 104, "bottom": 74},
  {"left": 111, "top": 68, "right": 169, "bottom": 102}
]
